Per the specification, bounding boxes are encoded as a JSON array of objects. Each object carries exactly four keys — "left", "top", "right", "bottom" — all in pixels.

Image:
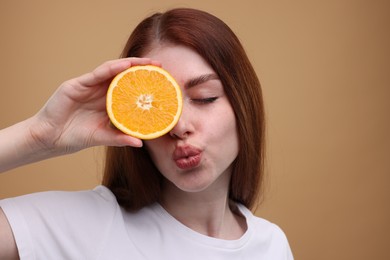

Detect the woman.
[{"left": 0, "top": 8, "right": 293, "bottom": 259}]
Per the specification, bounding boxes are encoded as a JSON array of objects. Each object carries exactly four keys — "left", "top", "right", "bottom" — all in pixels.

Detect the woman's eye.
[{"left": 192, "top": 97, "right": 218, "bottom": 104}]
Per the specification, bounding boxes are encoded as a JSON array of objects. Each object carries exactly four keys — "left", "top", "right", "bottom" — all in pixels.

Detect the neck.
[{"left": 160, "top": 177, "right": 247, "bottom": 240}]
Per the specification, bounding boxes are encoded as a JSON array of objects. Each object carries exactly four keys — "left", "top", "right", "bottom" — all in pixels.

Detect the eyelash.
[{"left": 192, "top": 97, "right": 218, "bottom": 104}]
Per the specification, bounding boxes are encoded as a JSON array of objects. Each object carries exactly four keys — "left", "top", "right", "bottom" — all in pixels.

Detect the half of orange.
[{"left": 106, "top": 65, "right": 182, "bottom": 139}]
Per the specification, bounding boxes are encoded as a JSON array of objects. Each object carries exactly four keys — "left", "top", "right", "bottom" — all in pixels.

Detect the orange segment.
[{"left": 106, "top": 65, "right": 182, "bottom": 139}]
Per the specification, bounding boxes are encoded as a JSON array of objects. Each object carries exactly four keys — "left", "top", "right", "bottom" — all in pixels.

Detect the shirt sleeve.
[
  {"left": 270, "top": 223, "right": 294, "bottom": 260},
  {"left": 0, "top": 186, "right": 118, "bottom": 260}
]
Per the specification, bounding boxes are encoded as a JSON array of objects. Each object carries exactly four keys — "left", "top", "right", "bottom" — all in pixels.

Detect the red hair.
[{"left": 103, "top": 8, "right": 265, "bottom": 211}]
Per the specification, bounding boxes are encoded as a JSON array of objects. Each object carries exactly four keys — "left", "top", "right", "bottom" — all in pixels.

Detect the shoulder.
[
  {"left": 238, "top": 204, "right": 294, "bottom": 259},
  {"left": 238, "top": 205, "right": 287, "bottom": 235},
  {"left": 250, "top": 215, "right": 289, "bottom": 242},
  {"left": 1, "top": 185, "right": 117, "bottom": 216},
  {"left": 0, "top": 185, "right": 120, "bottom": 235},
  {"left": 0, "top": 186, "right": 121, "bottom": 259}
]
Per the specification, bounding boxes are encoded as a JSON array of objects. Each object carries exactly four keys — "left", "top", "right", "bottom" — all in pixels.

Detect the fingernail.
[{"left": 133, "top": 139, "right": 143, "bottom": 147}]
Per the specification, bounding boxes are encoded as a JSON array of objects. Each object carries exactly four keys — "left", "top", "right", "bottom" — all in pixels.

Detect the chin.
[
  {"left": 162, "top": 166, "right": 230, "bottom": 194},
  {"left": 175, "top": 180, "right": 212, "bottom": 193},
  {"left": 176, "top": 184, "right": 211, "bottom": 193},
  {"left": 170, "top": 174, "right": 216, "bottom": 193}
]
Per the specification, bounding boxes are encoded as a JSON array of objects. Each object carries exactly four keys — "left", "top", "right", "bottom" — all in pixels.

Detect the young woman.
[{"left": 0, "top": 8, "right": 293, "bottom": 259}]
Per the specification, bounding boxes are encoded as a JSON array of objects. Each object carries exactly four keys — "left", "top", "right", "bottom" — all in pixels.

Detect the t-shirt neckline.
[{"left": 151, "top": 202, "right": 253, "bottom": 250}]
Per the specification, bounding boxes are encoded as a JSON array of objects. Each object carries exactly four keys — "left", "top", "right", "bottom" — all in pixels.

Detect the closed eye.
[{"left": 192, "top": 97, "right": 218, "bottom": 104}]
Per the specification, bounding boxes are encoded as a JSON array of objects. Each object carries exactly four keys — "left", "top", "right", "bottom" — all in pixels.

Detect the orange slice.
[{"left": 106, "top": 65, "right": 182, "bottom": 139}]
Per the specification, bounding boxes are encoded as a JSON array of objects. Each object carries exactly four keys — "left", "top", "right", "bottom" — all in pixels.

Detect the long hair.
[{"left": 103, "top": 8, "right": 265, "bottom": 211}]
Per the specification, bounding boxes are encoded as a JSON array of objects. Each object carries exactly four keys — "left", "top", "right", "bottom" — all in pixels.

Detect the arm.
[
  {"left": 0, "top": 208, "right": 18, "bottom": 260},
  {"left": 0, "top": 58, "right": 160, "bottom": 258},
  {"left": 0, "top": 58, "right": 158, "bottom": 173}
]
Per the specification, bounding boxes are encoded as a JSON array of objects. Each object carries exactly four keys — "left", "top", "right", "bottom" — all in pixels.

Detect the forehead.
[{"left": 142, "top": 44, "right": 216, "bottom": 85}]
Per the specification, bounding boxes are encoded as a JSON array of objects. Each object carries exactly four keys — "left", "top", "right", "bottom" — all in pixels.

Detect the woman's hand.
[
  {"left": 32, "top": 57, "right": 161, "bottom": 153},
  {"left": 0, "top": 58, "right": 159, "bottom": 172}
]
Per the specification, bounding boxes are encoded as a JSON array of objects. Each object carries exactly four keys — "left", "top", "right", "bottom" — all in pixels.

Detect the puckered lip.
[
  {"left": 172, "top": 144, "right": 203, "bottom": 170},
  {"left": 172, "top": 144, "right": 202, "bottom": 160}
]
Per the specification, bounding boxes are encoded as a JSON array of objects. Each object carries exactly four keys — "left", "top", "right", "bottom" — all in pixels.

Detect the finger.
[
  {"left": 77, "top": 58, "right": 153, "bottom": 87},
  {"left": 105, "top": 134, "right": 143, "bottom": 148},
  {"left": 150, "top": 60, "right": 162, "bottom": 67},
  {"left": 94, "top": 126, "right": 143, "bottom": 148},
  {"left": 113, "top": 135, "right": 143, "bottom": 148},
  {"left": 95, "top": 133, "right": 143, "bottom": 148}
]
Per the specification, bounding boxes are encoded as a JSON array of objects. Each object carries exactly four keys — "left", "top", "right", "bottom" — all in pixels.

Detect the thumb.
[{"left": 95, "top": 128, "right": 143, "bottom": 147}]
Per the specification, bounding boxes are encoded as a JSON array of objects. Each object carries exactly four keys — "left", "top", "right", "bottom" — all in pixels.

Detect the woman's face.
[{"left": 143, "top": 44, "right": 239, "bottom": 193}]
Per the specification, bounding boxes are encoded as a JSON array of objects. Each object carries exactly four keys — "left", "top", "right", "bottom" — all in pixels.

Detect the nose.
[{"left": 169, "top": 104, "right": 194, "bottom": 139}]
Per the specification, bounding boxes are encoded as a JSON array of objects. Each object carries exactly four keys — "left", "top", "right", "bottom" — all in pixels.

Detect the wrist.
[{"left": 0, "top": 117, "right": 57, "bottom": 173}]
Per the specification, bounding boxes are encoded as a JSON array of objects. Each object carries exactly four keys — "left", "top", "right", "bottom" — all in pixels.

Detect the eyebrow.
[{"left": 184, "top": 73, "right": 220, "bottom": 89}]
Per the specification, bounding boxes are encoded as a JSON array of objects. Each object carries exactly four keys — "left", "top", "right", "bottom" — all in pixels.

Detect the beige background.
[{"left": 1, "top": 0, "right": 389, "bottom": 259}]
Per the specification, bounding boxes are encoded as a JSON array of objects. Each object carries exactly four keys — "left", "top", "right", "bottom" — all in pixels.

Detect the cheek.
[
  {"left": 221, "top": 109, "right": 239, "bottom": 150},
  {"left": 213, "top": 106, "right": 237, "bottom": 136},
  {"left": 143, "top": 139, "right": 168, "bottom": 165},
  {"left": 206, "top": 108, "right": 239, "bottom": 149},
  {"left": 225, "top": 117, "right": 239, "bottom": 154}
]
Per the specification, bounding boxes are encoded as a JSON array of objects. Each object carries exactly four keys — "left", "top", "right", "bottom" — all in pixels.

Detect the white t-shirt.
[{"left": 0, "top": 186, "right": 293, "bottom": 259}]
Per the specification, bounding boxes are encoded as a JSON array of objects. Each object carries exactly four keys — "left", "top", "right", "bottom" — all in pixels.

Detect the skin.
[
  {"left": 144, "top": 44, "right": 246, "bottom": 239},
  {"left": 0, "top": 208, "right": 18, "bottom": 260}
]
